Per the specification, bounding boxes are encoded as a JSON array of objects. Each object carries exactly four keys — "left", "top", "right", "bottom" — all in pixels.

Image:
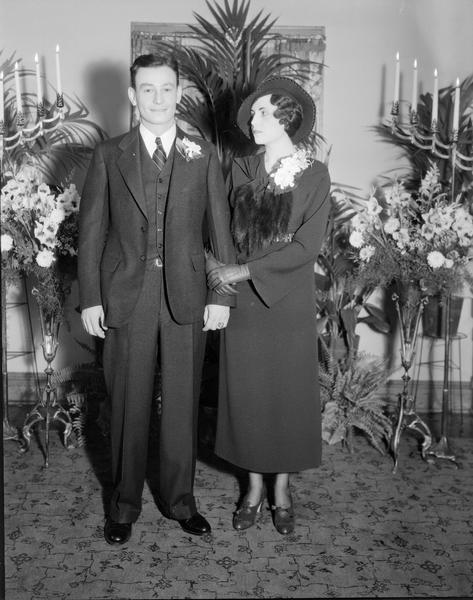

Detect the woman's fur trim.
[{"left": 231, "top": 182, "right": 292, "bottom": 256}]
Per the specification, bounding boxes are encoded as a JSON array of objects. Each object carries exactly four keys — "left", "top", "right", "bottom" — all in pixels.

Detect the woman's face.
[{"left": 250, "top": 94, "right": 286, "bottom": 145}]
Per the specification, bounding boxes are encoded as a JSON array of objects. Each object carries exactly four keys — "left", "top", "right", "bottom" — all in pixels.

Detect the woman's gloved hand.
[{"left": 207, "top": 264, "right": 250, "bottom": 295}]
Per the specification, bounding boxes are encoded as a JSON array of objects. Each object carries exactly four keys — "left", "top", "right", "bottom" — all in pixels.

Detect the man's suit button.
[
  {"left": 140, "top": 255, "right": 145, "bottom": 261},
  {"left": 141, "top": 225, "right": 146, "bottom": 232},
  {"left": 158, "top": 178, "right": 163, "bottom": 184}
]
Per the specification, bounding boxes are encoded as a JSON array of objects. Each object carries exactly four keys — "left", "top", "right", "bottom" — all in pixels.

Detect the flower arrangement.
[
  {"left": 348, "top": 164, "right": 473, "bottom": 298},
  {"left": 176, "top": 137, "right": 203, "bottom": 161},
  {"left": 268, "top": 148, "right": 313, "bottom": 193},
  {"left": 1, "top": 163, "right": 81, "bottom": 318}
]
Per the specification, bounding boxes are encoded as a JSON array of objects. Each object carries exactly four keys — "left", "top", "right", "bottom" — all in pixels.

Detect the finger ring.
[{"left": 217, "top": 322, "right": 224, "bottom": 329}]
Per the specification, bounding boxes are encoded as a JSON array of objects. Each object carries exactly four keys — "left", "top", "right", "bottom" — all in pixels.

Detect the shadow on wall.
[{"left": 84, "top": 61, "right": 130, "bottom": 138}]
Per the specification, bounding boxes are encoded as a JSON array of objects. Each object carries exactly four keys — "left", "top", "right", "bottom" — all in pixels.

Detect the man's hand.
[
  {"left": 81, "top": 305, "right": 108, "bottom": 338},
  {"left": 207, "top": 264, "right": 250, "bottom": 292},
  {"left": 202, "top": 304, "right": 230, "bottom": 331}
]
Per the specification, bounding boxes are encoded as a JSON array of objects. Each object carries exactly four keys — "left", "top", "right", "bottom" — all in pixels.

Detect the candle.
[
  {"left": 411, "top": 58, "right": 418, "bottom": 112},
  {"left": 431, "top": 68, "right": 438, "bottom": 127},
  {"left": 34, "top": 53, "right": 42, "bottom": 106},
  {"left": 0, "top": 71, "right": 4, "bottom": 124},
  {"left": 55, "top": 44, "right": 62, "bottom": 96},
  {"left": 393, "top": 51, "right": 400, "bottom": 104},
  {"left": 452, "top": 77, "right": 460, "bottom": 131},
  {"left": 14, "top": 61, "right": 22, "bottom": 114}
]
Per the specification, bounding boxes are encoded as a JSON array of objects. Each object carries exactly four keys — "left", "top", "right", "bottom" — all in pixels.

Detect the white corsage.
[
  {"left": 176, "top": 137, "right": 204, "bottom": 161},
  {"left": 268, "top": 148, "right": 313, "bottom": 193}
]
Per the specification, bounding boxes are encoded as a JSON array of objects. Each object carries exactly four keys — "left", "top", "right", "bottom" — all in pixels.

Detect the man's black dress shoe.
[
  {"left": 178, "top": 513, "right": 211, "bottom": 536},
  {"left": 104, "top": 518, "right": 132, "bottom": 545}
]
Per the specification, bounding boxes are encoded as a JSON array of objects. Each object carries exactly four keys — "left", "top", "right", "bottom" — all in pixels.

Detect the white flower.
[
  {"left": 384, "top": 217, "right": 400, "bottom": 235},
  {"left": 420, "top": 164, "right": 441, "bottom": 196},
  {"left": 180, "top": 137, "right": 203, "bottom": 161},
  {"left": 269, "top": 149, "right": 312, "bottom": 193},
  {"left": 443, "top": 258, "right": 454, "bottom": 269},
  {"left": 420, "top": 223, "right": 435, "bottom": 241},
  {"left": 349, "top": 230, "right": 364, "bottom": 248},
  {"left": 427, "top": 251, "right": 446, "bottom": 269},
  {"left": 1, "top": 234, "right": 14, "bottom": 252},
  {"left": 57, "top": 184, "right": 80, "bottom": 215},
  {"left": 392, "top": 227, "right": 410, "bottom": 249},
  {"left": 36, "top": 249, "right": 56, "bottom": 268},
  {"left": 35, "top": 221, "right": 60, "bottom": 248},
  {"left": 48, "top": 207, "right": 67, "bottom": 226},
  {"left": 384, "top": 182, "right": 409, "bottom": 207},
  {"left": 359, "top": 245, "right": 375, "bottom": 262},
  {"left": 366, "top": 196, "right": 382, "bottom": 215},
  {"left": 350, "top": 213, "right": 367, "bottom": 232}
]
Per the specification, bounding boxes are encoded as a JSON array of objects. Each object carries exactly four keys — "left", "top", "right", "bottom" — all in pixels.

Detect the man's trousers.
[{"left": 103, "top": 261, "right": 206, "bottom": 523}]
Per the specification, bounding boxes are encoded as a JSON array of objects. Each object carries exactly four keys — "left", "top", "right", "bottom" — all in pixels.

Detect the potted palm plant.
[{"left": 142, "top": 0, "right": 323, "bottom": 175}]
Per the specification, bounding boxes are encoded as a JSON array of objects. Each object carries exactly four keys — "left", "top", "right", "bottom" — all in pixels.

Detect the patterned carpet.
[{"left": 4, "top": 406, "right": 473, "bottom": 600}]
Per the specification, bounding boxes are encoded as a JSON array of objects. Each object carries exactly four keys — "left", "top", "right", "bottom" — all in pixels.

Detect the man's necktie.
[{"left": 152, "top": 137, "right": 166, "bottom": 171}]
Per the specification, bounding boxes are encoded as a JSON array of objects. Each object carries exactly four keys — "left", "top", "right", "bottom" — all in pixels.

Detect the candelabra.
[
  {"left": 388, "top": 101, "right": 473, "bottom": 191},
  {"left": 387, "top": 92, "right": 471, "bottom": 469},
  {"left": 0, "top": 93, "right": 64, "bottom": 161}
]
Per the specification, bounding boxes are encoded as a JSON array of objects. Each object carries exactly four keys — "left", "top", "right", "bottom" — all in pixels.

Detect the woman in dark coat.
[{"left": 207, "top": 77, "right": 331, "bottom": 534}]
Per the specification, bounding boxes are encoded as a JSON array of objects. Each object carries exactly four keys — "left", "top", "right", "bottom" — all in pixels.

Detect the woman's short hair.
[
  {"left": 270, "top": 94, "right": 303, "bottom": 139},
  {"left": 130, "top": 54, "right": 180, "bottom": 88}
]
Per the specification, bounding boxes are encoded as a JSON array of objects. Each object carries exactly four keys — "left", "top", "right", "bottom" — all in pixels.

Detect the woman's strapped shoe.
[
  {"left": 233, "top": 494, "right": 265, "bottom": 531},
  {"left": 272, "top": 500, "right": 295, "bottom": 535}
]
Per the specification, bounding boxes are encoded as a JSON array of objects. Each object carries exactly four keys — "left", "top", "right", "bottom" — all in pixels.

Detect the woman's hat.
[{"left": 237, "top": 77, "right": 316, "bottom": 144}]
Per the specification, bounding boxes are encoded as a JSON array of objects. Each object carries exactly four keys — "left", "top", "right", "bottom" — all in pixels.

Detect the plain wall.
[{"left": 2, "top": 0, "right": 472, "bottom": 381}]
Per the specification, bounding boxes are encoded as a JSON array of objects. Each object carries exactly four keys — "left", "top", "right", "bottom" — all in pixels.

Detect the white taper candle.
[
  {"left": 0, "top": 71, "right": 4, "bottom": 124},
  {"left": 431, "top": 68, "right": 438, "bottom": 127},
  {"left": 35, "top": 53, "right": 42, "bottom": 106},
  {"left": 55, "top": 44, "right": 62, "bottom": 96},
  {"left": 14, "top": 61, "right": 22, "bottom": 114},
  {"left": 393, "top": 51, "right": 400, "bottom": 104},
  {"left": 411, "top": 59, "right": 418, "bottom": 112},
  {"left": 452, "top": 77, "right": 460, "bottom": 132}
]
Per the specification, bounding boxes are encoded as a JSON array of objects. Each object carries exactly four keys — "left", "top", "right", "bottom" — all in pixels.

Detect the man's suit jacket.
[{"left": 78, "top": 125, "right": 235, "bottom": 327}]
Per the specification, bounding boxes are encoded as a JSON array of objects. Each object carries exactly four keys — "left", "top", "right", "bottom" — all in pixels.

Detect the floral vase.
[
  {"left": 20, "top": 303, "right": 74, "bottom": 466},
  {"left": 390, "top": 283, "right": 433, "bottom": 472},
  {"left": 38, "top": 305, "right": 60, "bottom": 363}
]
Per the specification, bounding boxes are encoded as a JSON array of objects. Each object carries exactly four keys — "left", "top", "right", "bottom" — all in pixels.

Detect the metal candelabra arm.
[{"left": 387, "top": 104, "right": 473, "bottom": 173}]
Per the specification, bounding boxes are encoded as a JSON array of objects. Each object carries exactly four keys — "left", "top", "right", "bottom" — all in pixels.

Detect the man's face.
[{"left": 128, "top": 65, "right": 182, "bottom": 133}]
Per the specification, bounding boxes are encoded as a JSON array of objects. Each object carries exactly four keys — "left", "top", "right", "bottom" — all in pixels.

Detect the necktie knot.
[{"left": 152, "top": 137, "right": 166, "bottom": 171}]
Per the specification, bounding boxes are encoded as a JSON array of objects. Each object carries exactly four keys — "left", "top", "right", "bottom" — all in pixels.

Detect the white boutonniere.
[
  {"left": 176, "top": 137, "right": 204, "bottom": 161},
  {"left": 268, "top": 148, "right": 313, "bottom": 193}
]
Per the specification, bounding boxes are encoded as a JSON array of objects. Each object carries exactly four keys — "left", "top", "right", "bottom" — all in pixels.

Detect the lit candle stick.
[
  {"left": 14, "top": 61, "right": 22, "bottom": 114},
  {"left": 411, "top": 58, "right": 418, "bottom": 112},
  {"left": 34, "top": 53, "right": 42, "bottom": 106},
  {"left": 393, "top": 51, "right": 400, "bottom": 105},
  {"left": 55, "top": 44, "right": 62, "bottom": 96},
  {"left": 0, "top": 71, "right": 4, "bottom": 124},
  {"left": 431, "top": 68, "right": 438, "bottom": 128},
  {"left": 452, "top": 77, "right": 460, "bottom": 132}
]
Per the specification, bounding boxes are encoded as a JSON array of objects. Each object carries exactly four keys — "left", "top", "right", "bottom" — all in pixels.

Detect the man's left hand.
[{"left": 202, "top": 304, "right": 231, "bottom": 331}]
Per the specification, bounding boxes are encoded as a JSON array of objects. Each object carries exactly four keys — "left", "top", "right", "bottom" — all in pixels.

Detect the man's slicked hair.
[{"left": 130, "top": 53, "right": 180, "bottom": 88}]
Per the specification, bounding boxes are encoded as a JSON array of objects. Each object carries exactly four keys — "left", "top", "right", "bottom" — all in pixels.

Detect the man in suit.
[{"left": 78, "top": 53, "right": 235, "bottom": 545}]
